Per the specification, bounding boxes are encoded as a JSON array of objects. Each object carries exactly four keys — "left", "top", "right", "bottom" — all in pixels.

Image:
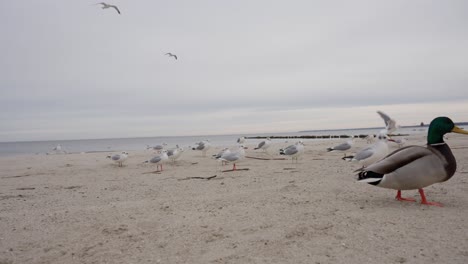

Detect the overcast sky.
[{"left": 1, "top": 0, "right": 468, "bottom": 142}]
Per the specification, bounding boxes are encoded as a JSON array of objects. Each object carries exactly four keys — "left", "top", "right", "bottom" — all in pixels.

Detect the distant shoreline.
[
  {"left": 298, "top": 122, "right": 468, "bottom": 133},
  {"left": 246, "top": 133, "right": 410, "bottom": 140}
]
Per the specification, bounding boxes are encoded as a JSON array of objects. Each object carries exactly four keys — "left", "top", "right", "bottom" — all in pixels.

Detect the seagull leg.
[
  {"left": 395, "top": 190, "right": 416, "bottom": 202},
  {"left": 418, "top": 189, "right": 443, "bottom": 207},
  {"left": 233, "top": 163, "right": 237, "bottom": 171}
]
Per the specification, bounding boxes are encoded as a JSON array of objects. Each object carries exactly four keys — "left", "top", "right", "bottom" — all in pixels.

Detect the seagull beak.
[{"left": 452, "top": 126, "right": 468, "bottom": 135}]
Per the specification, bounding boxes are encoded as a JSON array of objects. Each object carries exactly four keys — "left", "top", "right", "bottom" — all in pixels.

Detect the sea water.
[{"left": 0, "top": 126, "right": 430, "bottom": 157}]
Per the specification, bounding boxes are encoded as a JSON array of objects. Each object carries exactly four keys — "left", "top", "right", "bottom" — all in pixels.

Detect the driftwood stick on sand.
[
  {"left": 178, "top": 175, "right": 217, "bottom": 181},
  {"left": 245, "top": 156, "right": 286, "bottom": 160},
  {"left": 221, "top": 168, "right": 250, "bottom": 172},
  {"left": 142, "top": 171, "right": 162, "bottom": 174}
]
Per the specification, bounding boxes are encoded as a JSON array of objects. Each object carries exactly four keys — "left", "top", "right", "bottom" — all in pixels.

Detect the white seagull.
[
  {"left": 165, "top": 53, "right": 178, "bottom": 60},
  {"left": 107, "top": 151, "right": 128, "bottom": 167},
  {"left": 96, "top": 2, "right": 121, "bottom": 14},
  {"left": 145, "top": 150, "right": 169, "bottom": 171},
  {"left": 213, "top": 147, "right": 231, "bottom": 165},
  {"left": 388, "top": 137, "right": 407, "bottom": 148},
  {"left": 192, "top": 140, "right": 211, "bottom": 156},
  {"left": 280, "top": 141, "right": 305, "bottom": 163},
  {"left": 167, "top": 145, "right": 184, "bottom": 162},
  {"left": 377, "top": 110, "right": 398, "bottom": 134},
  {"left": 147, "top": 143, "right": 167, "bottom": 153},
  {"left": 254, "top": 138, "right": 272, "bottom": 152},
  {"left": 237, "top": 137, "right": 246, "bottom": 144},
  {"left": 217, "top": 145, "right": 246, "bottom": 171},
  {"left": 349, "top": 133, "right": 389, "bottom": 167},
  {"left": 327, "top": 139, "right": 353, "bottom": 156}
]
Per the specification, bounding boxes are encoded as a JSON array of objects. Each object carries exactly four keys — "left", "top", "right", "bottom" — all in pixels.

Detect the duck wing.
[{"left": 358, "top": 145, "right": 448, "bottom": 190}]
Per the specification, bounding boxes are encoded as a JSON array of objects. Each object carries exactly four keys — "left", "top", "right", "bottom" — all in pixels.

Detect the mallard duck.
[{"left": 356, "top": 117, "right": 468, "bottom": 206}]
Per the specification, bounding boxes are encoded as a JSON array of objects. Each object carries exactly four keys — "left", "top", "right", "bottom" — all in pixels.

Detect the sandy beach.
[{"left": 1, "top": 134, "right": 468, "bottom": 264}]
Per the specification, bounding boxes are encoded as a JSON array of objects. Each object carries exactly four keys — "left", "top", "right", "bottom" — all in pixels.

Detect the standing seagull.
[
  {"left": 107, "top": 151, "right": 128, "bottom": 167},
  {"left": 165, "top": 53, "right": 178, "bottom": 60},
  {"left": 348, "top": 133, "right": 389, "bottom": 168},
  {"left": 327, "top": 139, "right": 353, "bottom": 156},
  {"left": 192, "top": 140, "right": 211, "bottom": 156},
  {"left": 167, "top": 145, "right": 184, "bottom": 163},
  {"left": 96, "top": 2, "right": 121, "bottom": 14},
  {"left": 217, "top": 145, "right": 246, "bottom": 171},
  {"left": 145, "top": 150, "right": 169, "bottom": 172},
  {"left": 280, "top": 141, "right": 305, "bottom": 163},
  {"left": 254, "top": 138, "right": 272, "bottom": 152}
]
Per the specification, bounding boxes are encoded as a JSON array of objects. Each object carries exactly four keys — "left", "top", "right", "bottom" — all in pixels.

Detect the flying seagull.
[
  {"left": 377, "top": 110, "right": 398, "bottom": 134},
  {"left": 96, "top": 2, "right": 121, "bottom": 14},
  {"left": 165, "top": 53, "right": 178, "bottom": 60}
]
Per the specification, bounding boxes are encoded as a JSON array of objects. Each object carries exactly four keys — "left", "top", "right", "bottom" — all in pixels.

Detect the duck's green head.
[{"left": 427, "top": 117, "right": 468, "bottom": 144}]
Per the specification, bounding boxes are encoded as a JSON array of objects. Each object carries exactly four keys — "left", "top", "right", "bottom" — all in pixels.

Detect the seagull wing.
[
  {"left": 377, "top": 111, "right": 391, "bottom": 127},
  {"left": 111, "top": 5, "right": 121, "bottom": 14}
]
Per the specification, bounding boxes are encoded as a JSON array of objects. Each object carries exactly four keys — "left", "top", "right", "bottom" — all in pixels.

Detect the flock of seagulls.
[{"left": 99, "top": 110, "right": 468, "bottom": 207}]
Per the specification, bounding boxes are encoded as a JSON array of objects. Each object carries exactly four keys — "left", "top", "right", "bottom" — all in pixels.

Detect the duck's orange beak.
[{"left": 452, "top": 126, "right": 468, "bottom": 135}]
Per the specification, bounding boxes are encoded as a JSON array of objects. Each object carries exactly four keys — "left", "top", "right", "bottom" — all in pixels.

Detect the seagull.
[
  {"left": 377, "top": 111, "right": 398, "bottom": 134},
  {"left": 254, "top": 138, "right": 272, "bottom": 152},
  {"left": 165, "top": 53, "right": 178, "bottom": 60},
  {"left": 237, "top": 137, "right": 246, "bottom": 144},
  {"left": 356, "top": 116, "right": 468, "bottom": 206},
  {"left": 388, "top": 137, "right": 407, "bottom": 148},
  {"left": 217, "top": 145, "right": 246, "bottom": 171},
  {"left": 107, "top": 151, "right": 128, "bottom": 167},
  {"left": 192, "top": 140, "right": 211, "bottom": 156},
  {"left": 327, "top": 139, "right": 353, "bottom": 156},
  {"left": 364, "top": 134, "right": 375, "bottom": 144},
  {"left": 96, "top": 2, "right": 121, "bottom": 14},
  {"left": 280, "top": 141, "right": 305, "bottom": 163},
  {"left": 167, "top": 145, "right": 184, "bottom": 162},
  {"left": 147, "top": 143, "right": 167, "bottom": 153},
  {"left": 213, "top": 148, "right": 231, "bottom": 165},
  {"left": 145, "top": 150, "right": 169, "bottom": 171},
  {"left": 347, "top": 133, "right": 389, "bottom": 168}
]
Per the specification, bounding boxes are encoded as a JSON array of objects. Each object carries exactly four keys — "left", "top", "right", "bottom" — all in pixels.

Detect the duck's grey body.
[
  {"left": 355, "top": 116, "right": 468, "bottom": 206},
  {"left": 359, "top": 144, "right": 455, "bottom": 190}
]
